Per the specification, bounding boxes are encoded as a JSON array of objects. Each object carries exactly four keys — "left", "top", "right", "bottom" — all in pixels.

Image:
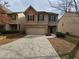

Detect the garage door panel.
[{"left": 26, "top": 28, "right": 45, "bottom": 35}]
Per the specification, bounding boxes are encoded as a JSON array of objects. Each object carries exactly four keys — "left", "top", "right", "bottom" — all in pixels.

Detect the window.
[
  {"left": 9, "top": 14, "right": 16, "bottom": 20},
  {"left": 11, "top": 15, "right": 16, "bottom": 20},
  {"left": 38, "top": 14, "right": 44, "bottom": 21},
  {"left": 54, "top": 16, "right": 57, "bottom": 22},
  {"left": 27, "top": 15, "right": 34, "bottom": 21},
  {"left": 49, "top": 15, "right": 56, "bottom": 22}
]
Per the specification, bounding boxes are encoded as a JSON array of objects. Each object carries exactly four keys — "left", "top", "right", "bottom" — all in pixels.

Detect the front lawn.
[
  {"left": 48, "top": 38, "right": 75, "bottom": 55},
  {"left": 48, "top": 35, "right": 79, "bottom": 59}
]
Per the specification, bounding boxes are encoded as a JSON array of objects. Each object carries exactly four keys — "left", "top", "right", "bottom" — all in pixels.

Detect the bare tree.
[
  {"left": 74, "top": 0, "right": 78, "bottom": 12},
  {"left": 0, "top": 0, "right": 9, "bottom": 7},
  {"left": 48, "top": 0, "right": 78, "bottom": 13}
]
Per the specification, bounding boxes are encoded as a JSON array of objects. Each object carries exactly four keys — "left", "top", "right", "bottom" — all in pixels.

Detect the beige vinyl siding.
[
  {"left": 17, "top": 13, "right": 25, "bottom": 31},
  {"left": 58, "top": 12, "right": 79, "bottom": 36}
]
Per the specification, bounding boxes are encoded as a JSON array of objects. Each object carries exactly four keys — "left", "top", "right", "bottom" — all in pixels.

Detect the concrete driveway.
[{"left": 0, "top": 35, "right": 60, "bottom": 59}]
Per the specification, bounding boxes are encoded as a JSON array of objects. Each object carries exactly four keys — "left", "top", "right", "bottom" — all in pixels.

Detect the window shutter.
[
  {"left": 43, "top": 15, "right": 44, "bottom": 21},
  {"left": 49, "top": 15, "right": 50, "bottom": 22},
  {"left": 38, "top": 15, "right": 39, "bottom": 21},
  {"left": 54, "top": 16, "right": 55, "bottom": 21},
  {"left": 33, "top": 15, "right": 34, "bottom": 21},
  {"left": 27, "top": 15, "right": 29, "bottom": 21}
]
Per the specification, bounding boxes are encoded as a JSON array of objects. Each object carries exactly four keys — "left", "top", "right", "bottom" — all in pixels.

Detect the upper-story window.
[
  {"left": 11, "top": 15, "right": 16, "bottom": 20},
  {"left": 9, "top": 14, "right": 17, "bottom": 20},
  {"left": 38, "top": 14, "right": 44, "bottom": 21},
  {"left": 27, "top": 15, "right": 34, "bottom": 21},
  {"left": 49, "top": 15, "right": 56, "bottom": 22}
]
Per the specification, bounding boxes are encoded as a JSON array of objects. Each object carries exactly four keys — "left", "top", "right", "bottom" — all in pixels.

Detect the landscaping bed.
[{"left": 0, "top": 33, "right": 26, "bottom": 45}]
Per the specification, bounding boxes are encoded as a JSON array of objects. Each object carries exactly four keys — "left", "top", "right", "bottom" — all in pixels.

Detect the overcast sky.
[
  {"left": 0, "top": 0, "right": 79, "bottom": 18},
  {"left": 0, "top": 0, "right": 64, "bottom": 12},
  {"left": 0, "top": 0, "right": 79, "bottom": 12}
]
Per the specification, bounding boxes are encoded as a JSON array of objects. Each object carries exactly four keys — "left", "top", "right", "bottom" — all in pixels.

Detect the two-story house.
[
  {"left": 7, "top": 12, "right": 25, "bottom": 32},
  {"left": 0, "top": 0, "right": 59, "bottom": 35},
  {"left": 0, "top": 5, "right": 20, "bottom": 32},
  {"left": 24, "top": 6, "right": 58, "bottom": 35}
]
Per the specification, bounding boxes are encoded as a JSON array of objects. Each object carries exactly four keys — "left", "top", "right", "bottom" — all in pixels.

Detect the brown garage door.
[{"left": 26, "top": 27, "right": 45, "bottom": 35}]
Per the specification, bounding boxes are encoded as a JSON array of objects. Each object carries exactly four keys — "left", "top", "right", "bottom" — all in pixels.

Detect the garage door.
[{"left": 26, "top": 28, "right": 45, "bottom": 35}]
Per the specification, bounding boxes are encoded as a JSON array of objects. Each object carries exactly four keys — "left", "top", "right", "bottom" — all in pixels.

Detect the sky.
[
  {"left": 0, "top": 0, "right": 79, "bottom": 18},
  {"left": 0, "top": 0, "right": 64, "bottom": 12},
  {"left": 0, "top": 0, "right": 27, "bottom": 12}
]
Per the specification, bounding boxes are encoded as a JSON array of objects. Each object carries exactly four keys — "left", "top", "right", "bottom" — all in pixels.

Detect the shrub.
[
  {"left": 46, "top": 33, "right": 51, "bottom": 36},
  {"left": 20, "top": 31, "right": 26, "bottom": 34},
  {"left": 65, "top": 32, "right": 70, "bottom": 35},
  {"left": 56, "top": 32, "right": 66, "bottom": 38},
  {"left": 0, "top": 31, "right": 19, "bottom": 34}
]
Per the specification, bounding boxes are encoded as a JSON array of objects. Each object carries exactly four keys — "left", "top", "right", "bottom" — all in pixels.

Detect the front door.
[{"left": 48, "top": 26, "right": 56, "bottom": 33}]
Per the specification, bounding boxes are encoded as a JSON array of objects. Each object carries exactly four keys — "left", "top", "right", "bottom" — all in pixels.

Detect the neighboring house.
[
  {"left": 7, "top": 12, "right": 25, "bottom": 31},
  {"left": 24, "top": 6, "right": 58, "bottom": 35},
  {"left": 0, "top": 6, "right": 20, "bottom": 32},
  {"left": 58, "top": 12, "right": 79, "bottom": 36}
]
